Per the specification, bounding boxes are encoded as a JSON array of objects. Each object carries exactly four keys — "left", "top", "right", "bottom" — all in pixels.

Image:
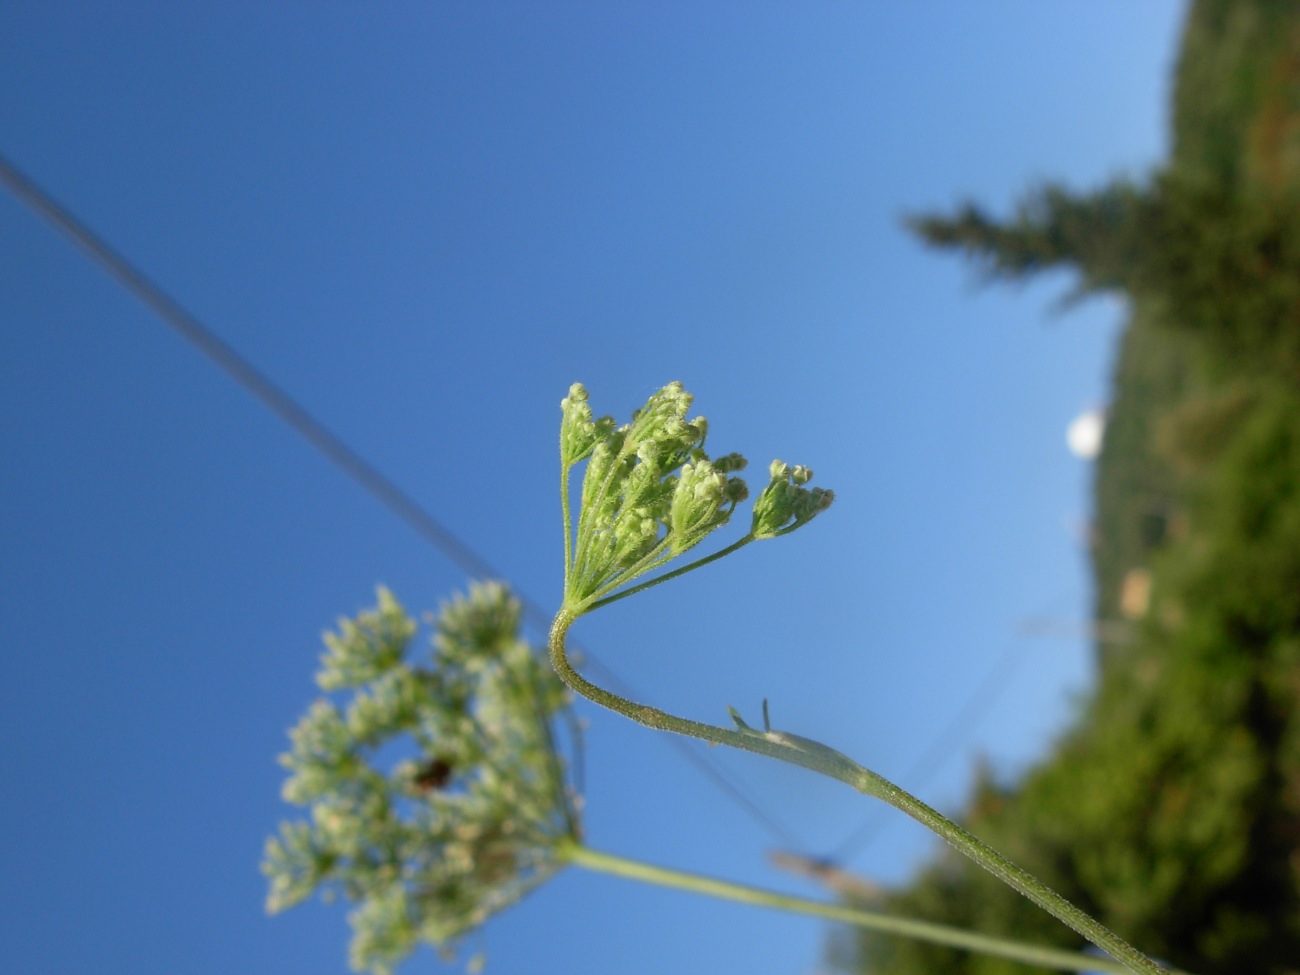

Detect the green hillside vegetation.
[{"left": 833, "top": 3, "right": 1300, "bottom": 973}]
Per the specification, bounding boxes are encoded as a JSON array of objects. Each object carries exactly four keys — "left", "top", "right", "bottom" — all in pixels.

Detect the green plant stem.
[
  {"left": 548, "top": 611, "right": 1169, "bottom": 975},
  {"left": 561, "top": 462, "right": 573, "bottom": 597},
  {"left": 560, "top": 842, "right": 1156, "bottom": 975}
]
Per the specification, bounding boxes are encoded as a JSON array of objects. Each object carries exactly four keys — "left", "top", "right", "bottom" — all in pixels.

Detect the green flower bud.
[
  {"left": 345, "top": 669, "right": 427, "bottom": 745},
  {"left": 712, "top": 452, "right": 748, "bottom": 475},
  {"left": 286, "top": 700, "right": 354, "bottom": 772},
  {"left": 434, "top": 581, "right": 523, "bottom": 665},
  {"left": 349, "top": 886, "right": 418, "bottom": 975},
  {"left": 318, "top": 587, "right": 415, "bottom": 691},
  {"left": 669, "top": 459, "right": 733, "bottom": 551},
  {"left": 612, "top": 506, "right": 663, "bottom": 568},
  {"left": 264, "top": 820, "right": 334, "bottom": 913},
  {"left": 560, "top": 383, "right": 615, "bottom": 469},
  {"left": 751, "top": 459, "right": 834, "bottom": 540},
  {"left": 627, "top": 382, "right": 693, "bottom": 445},
  {"left": 725, "top": 476, "right": 749, "bottom": 505},
  {"left": 581, "top": 434, "right": 631, "bottom": 515}
]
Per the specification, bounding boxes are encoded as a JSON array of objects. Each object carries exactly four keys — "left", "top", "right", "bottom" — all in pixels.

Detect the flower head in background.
[{"left": 264, "top": 583, "right": 579, "bottom": 975}]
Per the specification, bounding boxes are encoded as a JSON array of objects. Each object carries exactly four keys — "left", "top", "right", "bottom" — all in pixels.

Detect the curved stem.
[
  {"left": 548, "top": 612, "right": 1170, "bottom": 975},
  {"left": 561, "top": 842, "right": 1167, "bottom": 975},
  {"left": 549, "top": 610, "right": 859, "bottom": 772}
]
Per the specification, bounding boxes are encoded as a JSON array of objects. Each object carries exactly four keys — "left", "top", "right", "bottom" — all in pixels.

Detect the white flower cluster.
[{"left": 264, "top": 583, "right": 579, "bottom": 975}]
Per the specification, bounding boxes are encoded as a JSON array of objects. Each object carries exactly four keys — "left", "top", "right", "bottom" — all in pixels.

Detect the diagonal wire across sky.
[
  {"left": 2, "top": 148, "right": 1045, "bottom": 870},
  {"left": 0, "top": 150, "right": 810, "bottom": 854}
]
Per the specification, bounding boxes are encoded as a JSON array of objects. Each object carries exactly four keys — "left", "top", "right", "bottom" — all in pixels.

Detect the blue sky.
[{"left": 1, "top": 4, "right": 1184, "bottom": 973}]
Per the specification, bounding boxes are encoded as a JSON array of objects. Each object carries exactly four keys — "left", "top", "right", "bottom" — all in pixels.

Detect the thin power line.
[
  {"left": 825, "top": 635, "right": 1034, "bottom": 863},
  {"left": 0, "top": 150, "right": 805, "bottom": 852}
]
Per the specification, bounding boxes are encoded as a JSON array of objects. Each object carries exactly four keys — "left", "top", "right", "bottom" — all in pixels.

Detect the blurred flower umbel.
[{"left": 264, "top": 583, "right": 579, "bottom": 975}]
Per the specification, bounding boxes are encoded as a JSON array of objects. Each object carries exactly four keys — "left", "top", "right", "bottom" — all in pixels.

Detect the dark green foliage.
[
  {"left": 1090, "top": 300, "right": 1208, "bottom": 634},
  {"left": 1139, "top": 173, "right": 1300, "bottom": 374},
  {"left": 830, "top": 765, "right": 1088, "bottom": 975},
  {"left": 837, "top": 379, "right": 1300, "bottom": 972},
  {"left": 1172, "top": 0, "right": 1300, "bottom": 188},
  {"left": 906, "top": 182, "right": 1148, "bottom": 302},
  {"left": 836, "top": 2, "right": 1300, "bottom": 973},
  {"left": 910, "top": 171, "right": 1300, "bottom": 376}
]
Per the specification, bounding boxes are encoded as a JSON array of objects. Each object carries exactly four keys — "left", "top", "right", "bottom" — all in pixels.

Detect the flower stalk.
[
  {"left": 560, "top": 842, "right": 1176, "bottom": 975},
  {"left": 551, "top": 381, "right": 1170, "bottom": 975},
  {"left": 269, "top": 579, "right": 1175, "bottom": 975}
]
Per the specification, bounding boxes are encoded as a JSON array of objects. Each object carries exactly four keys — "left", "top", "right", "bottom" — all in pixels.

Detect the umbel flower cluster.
[
  {"left": 559, "top": 381, "right": 833, "bottom": 613},
  {"left": 263, "top": 383, "right": 1163, "bottom": 975},
  {"left": 263, "top": 584, "right": 579, "bottom": 975}
]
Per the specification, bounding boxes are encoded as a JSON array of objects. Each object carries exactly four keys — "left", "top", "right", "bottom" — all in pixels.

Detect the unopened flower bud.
[
  {"left": 751, "top": 460, "right": 833, "bottom": 540},
  {"left": 713, "top": 452, "right": 748, "bottom": 474}
]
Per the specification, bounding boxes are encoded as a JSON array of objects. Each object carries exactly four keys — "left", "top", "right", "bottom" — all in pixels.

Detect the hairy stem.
[
  {"left": 548, "top": 611, "right": 1170, "bottom": 975},
  {"left": 561, "top": 842, "right": 1163, "bottom": 975},
  {"left": 561, "top": 464, "right": 573, "bottom": 598}
]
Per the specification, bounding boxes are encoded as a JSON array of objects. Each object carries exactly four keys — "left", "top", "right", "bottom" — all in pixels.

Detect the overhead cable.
[{"left": 0, "top": 150, "right": 806, "bottom": 852}]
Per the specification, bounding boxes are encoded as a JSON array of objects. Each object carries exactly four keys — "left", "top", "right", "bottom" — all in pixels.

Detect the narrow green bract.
[{"left": 751, "top": 460, "right": 834, "bottom": 540}]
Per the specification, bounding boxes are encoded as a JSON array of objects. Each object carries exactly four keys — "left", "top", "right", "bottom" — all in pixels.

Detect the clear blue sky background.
[{"left": 2, "top": 4, "right": 1184, "bottom": 973}]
